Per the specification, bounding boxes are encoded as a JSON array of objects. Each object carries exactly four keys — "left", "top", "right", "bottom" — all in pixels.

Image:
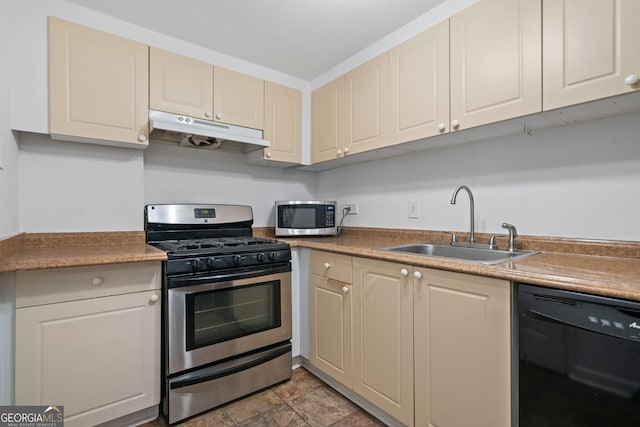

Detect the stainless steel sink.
[{"left": 378, "top": 243, "right": 539, "bottom": 265}]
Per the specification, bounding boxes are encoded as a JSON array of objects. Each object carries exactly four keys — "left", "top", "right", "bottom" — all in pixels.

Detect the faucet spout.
[{"left": 450, "top": 185, "right": 475, "bottom": 244}]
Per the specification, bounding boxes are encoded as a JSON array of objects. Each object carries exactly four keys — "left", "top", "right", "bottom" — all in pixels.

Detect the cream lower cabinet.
[
  {"left": 49, "top": 17, "right": 149, "bottom": 148},
  {"left": 542, "top": 0, "right": 640, "bottom": 110},
  {"left": 414, "top": 267, "right": 511, "bottom": 427},
  {"left": 352, "top": 258, "right": 413, "bottom": 426},
  {"left": 15, "top": 262, "right": 161, "bottom": 427}
]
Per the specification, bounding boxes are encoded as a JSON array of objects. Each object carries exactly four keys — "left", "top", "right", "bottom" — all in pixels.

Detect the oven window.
[{"left": 185, "top": 281, "right": 281, "bottom": 351}]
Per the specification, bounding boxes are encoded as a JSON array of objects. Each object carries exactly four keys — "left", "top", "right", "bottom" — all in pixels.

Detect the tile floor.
[{"left": 142, "top": 367, "right": 386, "bottom": 426}]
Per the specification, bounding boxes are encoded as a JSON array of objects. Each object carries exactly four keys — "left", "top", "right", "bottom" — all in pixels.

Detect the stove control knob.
[
  {"left": 268, "top": 252, "right": 276, "bottom": 261},
  {"left": 206, "top": 258, "right": 222, "bottom": 269},
  {"left": 191, "top": 259, "right": 203, "bottom": 270},
  {"left": 232, "top": 255, "right": 243, "bottom": 265},
  {"left": 257, "top": 253, "right": 265, "bottom": 262}
]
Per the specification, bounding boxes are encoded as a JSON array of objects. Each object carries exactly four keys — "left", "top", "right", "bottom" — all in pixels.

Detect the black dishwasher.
[{"left": 517, "top": 283, "right": 640, "bottom": 426}]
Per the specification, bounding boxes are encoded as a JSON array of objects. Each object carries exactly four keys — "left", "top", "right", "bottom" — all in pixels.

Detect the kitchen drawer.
[
  {"left": 310, "top": 250, "right": 352, "bottom": 283},
  {"left": 16, "top": 261, "right": 162, "bottom": 308}
]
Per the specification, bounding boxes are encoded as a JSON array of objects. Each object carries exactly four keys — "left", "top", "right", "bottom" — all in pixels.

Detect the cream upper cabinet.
[
  {"left": 149, "top": 47, "right": 214, "bottom": 120},
  {"left": 389, "top": 20, "right": 450, "bottom": 144},
  {"left": 543, "top": 0, "right": 640, "bottom": 110},
  {"left": 352, "top": 258, "right": 413, "bottom": 426},
  {"left": 450, "top": 0, "right": 542, "bottom": 131},
  {"left": 262, "top": 82, "right": 302, "bottom": 164},
  {"left": 213, "top": 66, "right": 264, "bottom": 130},
  {"left": 312, "top": 77, "right": 345, "bottom": 163},
  {"left": 345, "top": 53, "right": 390, "bottom": 155},
  {"left": 49, "top": 17, "right": 149, "bottom": 147},
  {"left": 15, "top": 262, "right": 161, "bottom": 427},
  {"left": 414, "top": 267, "right": 511, "bottom": 427}
]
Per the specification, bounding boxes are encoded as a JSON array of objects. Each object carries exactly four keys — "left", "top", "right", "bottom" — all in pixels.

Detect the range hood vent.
[{"left": 148, "top": 110, "right": 270, "bottom": 153}]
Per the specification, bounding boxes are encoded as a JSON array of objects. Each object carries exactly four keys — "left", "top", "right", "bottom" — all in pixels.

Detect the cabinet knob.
[
  {"left": 342, "top": 286, "right": 349, "bottom": 294},
  {"left": 138, "top": 134, "right": 147, "bottom": 142},
  {"left": 266, "top": 152, "right": 272, "bottom": 159},
  {"left": 204, "top": 111, "right": 212, "bottom": 118},
  {"left": 451, "top": 119, "right": 460, "bottom": 130},
  {"left": 150, "top": 294, "right": 159, "bottom": 303},
  {"left": 414, "top": 271, "right": 422, "bottom": 280},
  {"left": 215, "top": 113, "right": 223, "bottom": 120},
  {"left": 344, "top": 147, "right": 349, "bottom": 154},
  {"left": 324, "top": 262, "right": 331, "bottom": 269},
  {"left": 92, "top": 277, "right": 103, "bottom": 286},
  {"left": 400, "top": 268, "right": 409, "bottom": 277},
  {"left": 337, "top": 150, "right": 342, "bottom": 156},
  {"left": 625, "top": 74, "right": 639, "bottom": 86},
  {"left": 438, "top": 123, "right": 446, "bottom": 132}
]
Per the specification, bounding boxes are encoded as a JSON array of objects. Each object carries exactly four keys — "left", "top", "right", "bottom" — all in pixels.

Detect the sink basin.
[{"left": 378, "top": 243, "right": 539, "bottom": 265}]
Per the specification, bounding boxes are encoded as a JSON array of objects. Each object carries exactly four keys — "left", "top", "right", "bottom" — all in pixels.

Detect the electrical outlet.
[
  {"left": 408, "top": 200, "right": 419, "bottom": 218},
  {"left": 345, "top": 202, "right": 359, "bottom": 215}
]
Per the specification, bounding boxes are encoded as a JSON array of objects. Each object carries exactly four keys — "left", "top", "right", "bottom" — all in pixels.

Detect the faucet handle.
[
  {"left": 444, "top": 231, "right": 458, "bottom": 244},
  {"left": 488, "top": 235, "right": 500, "bottom": 250}
]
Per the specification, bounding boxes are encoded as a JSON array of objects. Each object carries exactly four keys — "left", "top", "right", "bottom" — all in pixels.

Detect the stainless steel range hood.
[{"left": 149, "top": 110, "right": 270, "bottom": 153}]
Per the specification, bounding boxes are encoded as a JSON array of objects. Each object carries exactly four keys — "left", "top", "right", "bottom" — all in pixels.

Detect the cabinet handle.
[
  {"left": 205, "top": 111, "right": 212, "bottom": 118},
  {"left": 92, "top": 277, "right": 103, "bottom": 286},
  {"left": 344, "top": 147, "right": 349, "bottom": 154},
  {"left": 342, "top": 286, "right": 349, "bottom": 294},
  {"left": 336, "top": 150, "right": 342, "bottom": 156},
  {"left": 150, "top": 294, "right": 159, "bottom": 303},
  {"left": 625, "top": 74, "right": 639, "bottom": 86},
  {"left": 266, "top": 152, "right": 272, "bottom": 159},
  {"left": 324, "top": 262, "right": 331, "bottom": 269},
  {"left": 215, "top": 113, "right": 223, "bottom": 120},
  {"left": 137, "top": 134, "right": 147, "bottom": 142},
  {"left": 438, "top": 123, "right": 446, "bottom": 132},
  {"left": 451, "top": 119, "right": 460, "bottom": 130},
  {"left": 400, "top": 268, "right": 409, "bottom": 277},
  {"left": 414, "top": 271, "right": 422, "bottom": 280}
]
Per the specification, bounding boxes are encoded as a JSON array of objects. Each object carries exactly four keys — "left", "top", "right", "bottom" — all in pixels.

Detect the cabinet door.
[
  {"left": 309, "top": 274, "right": 353, "bottom": 388},
  {"left": 15, "top": 291, "right": 161, "bottom": 427},
  {"left": 345, "top": 53, "right": 389, "bottom": 155},
  {"left": 262, "top": 82, "right": 302, "bottom": 163},
  {"left": 352, "top": 259, "right": 413, "bottom": 426},
  {"left": 213, "top": 66, "right": 264, "bottom": 130},
  {"left": 389, "top": 20, "right": 450, "bottom": 144},
  {"left": 49, "top": 17, "right": 149, "bottom": 147},
  {"left": 414, "top": 268, "right": 510, "bottom": 427},
  {"left": 450, "top": 0, "right": 541, "bottom": 131},
  {"left": 149, "top": 47, "right": 214, "bottom": 119},
  {"left": 543, "top": 0, "right": 640, "bottom": 110},
  {"left": 311, "top": 77, "right": 345, "bottom": 163}
]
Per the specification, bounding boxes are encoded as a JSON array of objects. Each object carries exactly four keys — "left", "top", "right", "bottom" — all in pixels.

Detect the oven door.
[{"left": 166, "top": 264, "right": 291, "bottom": 375}]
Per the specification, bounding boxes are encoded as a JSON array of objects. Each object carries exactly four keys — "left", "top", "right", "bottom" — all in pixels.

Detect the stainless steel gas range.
[{"left": 144, "top": 204, "right": 292, "bottom": 425}]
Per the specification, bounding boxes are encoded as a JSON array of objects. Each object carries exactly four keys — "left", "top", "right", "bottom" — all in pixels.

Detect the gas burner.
[{"left": 156, "top": 237, "right": 280, "bottom": 254}]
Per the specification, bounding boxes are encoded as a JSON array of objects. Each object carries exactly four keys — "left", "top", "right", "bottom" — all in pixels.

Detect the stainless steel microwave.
[{"left": 275, "top": 200, "right": 337, "bottom": 236}]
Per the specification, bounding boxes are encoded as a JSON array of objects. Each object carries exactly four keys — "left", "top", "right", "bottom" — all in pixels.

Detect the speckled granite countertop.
[
  {"left": 0, "top": 232, "right": 167, "bottom": 272},
  {"left": 254, "top": 227, "right": 640, "bottom": 302}
]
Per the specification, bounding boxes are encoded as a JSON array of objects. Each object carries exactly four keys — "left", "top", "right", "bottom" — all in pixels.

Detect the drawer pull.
[
  {"left": 342, "top": 286, "right": 349, "bottom": 294},
  {"left": 400, "top": 268, "right": 409, "bottom": 277},
  {"left": 324, "top": 262, "right": 331, "bottom": 270},
  {"left": 414, "top": 271, "right": 422, "bottom": 280},
  {"left": 150, "top": 294, "right": 159, "bottom": 303},
  {"left": 92, "top": 277, "right": 103, "bottom": 286}
]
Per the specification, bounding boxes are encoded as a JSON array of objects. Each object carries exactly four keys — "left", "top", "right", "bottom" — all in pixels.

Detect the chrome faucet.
[
  {"left": 450, "top": 185, "right": 475, "bottom": 244},
  {"left": 502, "top": 222, "right": 518, "bottom": 252}
]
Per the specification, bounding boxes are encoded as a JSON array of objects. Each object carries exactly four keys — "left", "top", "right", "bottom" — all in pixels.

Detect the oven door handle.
[
  {"left": 168, "top": 263, "right": 291, "bottom": 288},
  {"left": 170, "top": 342, "right": 291, "bottom": 389}
]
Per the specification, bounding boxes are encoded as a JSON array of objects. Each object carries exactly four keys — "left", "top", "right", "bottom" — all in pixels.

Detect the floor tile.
[
  {"left": 287, "top": 386, "right": 359, "bottom": 427},
  {"left": 329, "top": 410, "right": 387, "bottom": 427},
  {"left": 272, "top": 367, "right": 324, "bottom": 401},
  {"left": 234, "top": 404, "right": 310, "bottom": 427},
  {"left": 178, "top": 408, "right": 235, "bottom": 427},
  {"left": 222, "top": 389, "right": 285, "bottom": 424}
]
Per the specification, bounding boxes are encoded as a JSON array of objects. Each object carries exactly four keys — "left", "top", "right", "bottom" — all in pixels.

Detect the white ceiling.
[{"left": 65, "top": 0, "right": 448, "bottom": 81}]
